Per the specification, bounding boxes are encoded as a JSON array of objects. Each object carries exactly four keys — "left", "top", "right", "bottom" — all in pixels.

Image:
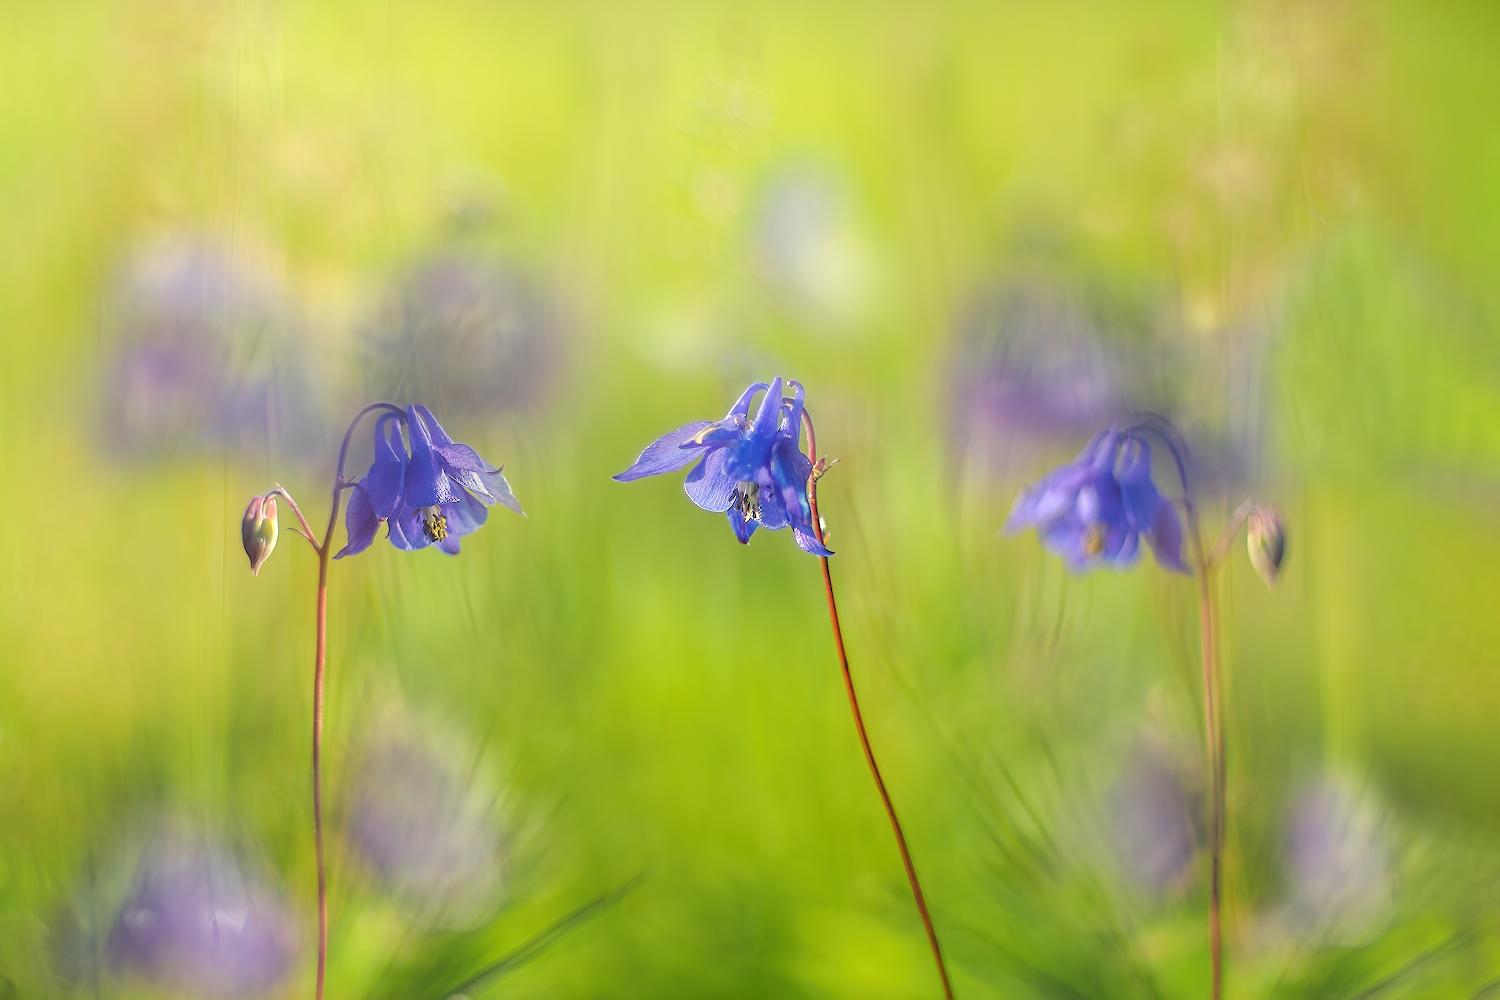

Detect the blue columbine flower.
[
  {"left": 336, "top": 405, "right": 521, "bottom": 558},
  {"left": 1004, "top": 429, "right": 1187, "bottom": 572},
  {"left": 614, "top": 377, "right": 831, "bottom": 555}
]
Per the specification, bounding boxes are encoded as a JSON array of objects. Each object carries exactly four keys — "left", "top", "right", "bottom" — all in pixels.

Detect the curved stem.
[
  {"left": 265, "top": 486, "right": 321, "bottom": 556},
  {"left": 1124, "top": 414, "right": 1224, "bottom": 999},
  {"left": 310, "top": 401, "right": 404, "bottom": 1000},
  {"left": 800, "top": 409, "right": 955, "bottom": 1000}
]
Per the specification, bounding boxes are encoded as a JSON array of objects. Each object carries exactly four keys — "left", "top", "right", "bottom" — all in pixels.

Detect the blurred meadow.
[{"left": 4, "top": 1, "right": 1500, "bottom": 997}]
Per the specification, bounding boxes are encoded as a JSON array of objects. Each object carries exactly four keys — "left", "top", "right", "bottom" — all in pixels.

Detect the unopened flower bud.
[
  {"left": 1246, "top": 506, "right": 1285, "bottom": 589},
  {"left": 242, "top": 495, "right": 278, "bottom": 576}
]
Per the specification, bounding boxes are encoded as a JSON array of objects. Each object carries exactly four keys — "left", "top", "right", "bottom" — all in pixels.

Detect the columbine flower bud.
[
  {"left": 242, "top": 495, "right": 278, "bottom": 576},
  {"left": 1246, "top": 505, "right": 1285, "bottom": 589}
]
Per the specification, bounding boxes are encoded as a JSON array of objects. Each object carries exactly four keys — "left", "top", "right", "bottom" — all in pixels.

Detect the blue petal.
[
  {"left": 1004, "top": 461, "right": 1095, "bottom": 533},
  {"left": 613, "top": 421, "right": 713, "bottom": 482},
  {"left": 403, "top": 405, "right": 455, "bottom": 508},
  {"left": 365, "top": 414, "right": 407, "bottom": 518},
  {"left": 723, "top": 376, "right": 781, "bottom": 482},
  {"left": 727, "top": 505, "right": 758, "bottom": 544},
  {"left": 757, "top": 484, "right": 790, "bottom": 530},
  {"left": 769, "top": 438, "right": 815, "bottom": 533},
  {"left": 1040, "top": 516, "right": 1092, "bottom": 571},
  {"left": 1116, "top": 435, "right": 1162, "bottom": 531},
  {"left": 386, "top": 503, "right": 431, "bottom": 551},
  {"left": 333, "top": 484, "right": 379, "bottom": 560},
  {"left": 443, "top": 486, "right": 489, "bottom": 537},
  {"left": 478, "top": 467, "right": 523, "bottom": 515},
  {"left": 436, "top": 534, "right": 462, "bottom": 555},
  {"left": 683, "top": 448, "right": 737, "bottom": 512},
  {"left": 1147, "top": 499, "right": 1190, "bottom": 573},
  {"left": 794, "top": 527, "right": 833, "bottom": 556},
  {"left": 413, "top": 404, "right": 456, "bottom": 447}
]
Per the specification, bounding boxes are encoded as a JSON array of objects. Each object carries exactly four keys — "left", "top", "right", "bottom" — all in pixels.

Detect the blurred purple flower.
[
  {"left": 101, "top": 235, "right": 317, "bottom": 459},
  {"left": 363, "top": 254, "right": 558, "bottom": 417},
  {"left": 1285, "top": 775, "right": 1393, "bottom": 943},
  {"left": 1005, "top": 430, "right": 1187, "bottom": 573},
  {"left": 347, "top": 727, "right": 504, "bottom": 920},
  {"left": 1106, "top": 746, "right": 1200, "bottom": 893},
  {"left": 613, "top": 377, "right": 830, "bottom": 554},
  {"left": 107, "top": 833, "right": 295, "bottom": 997},
  {"left": 949, "top": 286, "right": 1126, "bottom": 476},
  {"left": 337, "top": 405, "right": 521, "bottom": 558}
]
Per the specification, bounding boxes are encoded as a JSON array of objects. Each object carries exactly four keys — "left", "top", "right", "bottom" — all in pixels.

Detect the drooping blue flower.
[
  {"left": 336, "top": 405, "right": 521, "bottom": 559},
  {"left": 1004, "top": 429, "right": 1186, "bottom": 573},
  {"left": 614, "top": 378, "right": 832, "bottom": 555}
]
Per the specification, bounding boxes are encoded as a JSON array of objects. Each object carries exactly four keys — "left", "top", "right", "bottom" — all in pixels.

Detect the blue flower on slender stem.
[
  {"left": 336, "top": 404, "right": 522, "bottom": 558},
  {"left": 613, "top": 377, "right": 831, "bottom": 555},
  {"left": 1005, "top": 429, "right": 1187, "bottom": 572}
]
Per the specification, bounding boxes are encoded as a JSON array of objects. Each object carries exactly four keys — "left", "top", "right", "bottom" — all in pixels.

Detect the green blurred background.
[{"left": 4, "top": 1, "right": 1500, "bottom": 997}]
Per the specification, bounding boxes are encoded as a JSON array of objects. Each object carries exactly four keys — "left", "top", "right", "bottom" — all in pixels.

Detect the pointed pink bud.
[
  {"left": 242, "top": 495, "right": 279, "bottom": 576},
  {"left": 1247, "top": 506, "right": 1285, "bottom": 589}
]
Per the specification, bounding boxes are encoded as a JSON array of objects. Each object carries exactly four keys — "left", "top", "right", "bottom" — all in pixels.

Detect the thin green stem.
[
  {"left": 801, "top": 408, "right": 955, "bottom": 1000},
  {"left": 1126, "top": 414, "right": 1226, "bottom": 1000}
]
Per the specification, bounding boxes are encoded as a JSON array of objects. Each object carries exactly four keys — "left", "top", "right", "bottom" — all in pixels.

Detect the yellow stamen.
[{"left": 421, "top": 506, "right": 449, "bottom": 542}]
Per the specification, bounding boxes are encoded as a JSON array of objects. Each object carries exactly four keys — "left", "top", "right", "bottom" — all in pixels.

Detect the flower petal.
[
  {"left": 365, "top": 414, "right": 407, "bottom": 518},
  {"left": 612, "top": 421, "right": 713, "bottom": 482},
  {"left": 386, "top": 503, "right": 431, "bottom": 551},
  {"left": 794, "top": 527, "right": 833, "bottom": 556},
  {"left": 435, "top": 534, "right": 462, "bottom": 555},
  {"left": 403, "top": 405, "right": 455, "bottom": 508},
  {"left": 727, "top": 505, "right": 758, "bottom": 544},
  {"left": 442, "top": 486, "right": 489, "bottom": 537},
  {"left": 478, "top": 467, "right": 523, "bottom": 515},
  {"left": 333, "top": 484, "right": 379, "bottom": 560},
  {"left": 723, "top": 376, "right": 781, "bottom": 482},
  {"left": 1116, "top": 435, "right": 1162, "bottom": 531},
  {"left": 1147, "top": 499, "right": 1190, "bottom": 573},
  {"left": 757, "top": 483, "right": 790, "bottom": 530},
  {"left": 413, "top": 404, "right": 456, "bottom": 447},
  {"left": 769, "top": 439, "right": 815, "bottom": 533},
  {"left": 683, "top": 448, "right": 737, "bottom": 512}
]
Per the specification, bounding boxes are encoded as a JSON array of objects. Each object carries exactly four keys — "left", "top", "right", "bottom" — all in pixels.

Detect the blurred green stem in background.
[{"left": 801, "top": 407, "right": 956, "bottom": 1000}]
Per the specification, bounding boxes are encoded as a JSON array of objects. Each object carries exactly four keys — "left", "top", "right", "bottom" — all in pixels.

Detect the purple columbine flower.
[
  {"left": 336, "top": 405, "right": 521, "bottom": 558},
  {"left": 614, "top": 377, "right": 831, "bottom": 555},
  {"left": 1005, "top": 429, "right": 1187, "bottom": 573},
  {"left": 107, "top": 833, "right": 296, "bottom": 998}
]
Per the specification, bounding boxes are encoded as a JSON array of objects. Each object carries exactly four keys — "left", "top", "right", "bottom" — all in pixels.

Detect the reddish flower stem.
[
  {"left": 800, "top": 409, "right": 955, "bottom": 1000},
  {"left": 272, "top": 402, "right": 406, "bottom": 1000}
]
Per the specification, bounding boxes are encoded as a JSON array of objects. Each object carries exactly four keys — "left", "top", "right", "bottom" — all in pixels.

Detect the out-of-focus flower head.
[
  {"left": 1106, "top": 744, "right": 1201, "bottom": 894},
  {"left": 346, "top": 712, "right": 505, "bottom": 922},
  {"left": 752, "top": 167, "right": 872, "bottom": 327},
  {"left": 613, "top": 377, "right": 831, "bottom": 555},
  {"left": 106, "top": 832, "right": 295, "bottom": 997},
  {"left": 336, "top": 404, "right": 522, "bottom": 559},
  {"left": 1005, "top": 429, "right": 1187, "bottom": 573},
  {"left": 362, "top": 253, "right": 558, "bottom": 417},
  {"left": 101, "top": 234, "right": 318, "bottom": 460},
  {"left": 1284, "top": 774, "right": 1394, "bottom": 945},
  {"left": 950, "top": 285, "right": 1127, "bottom": 476}
]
